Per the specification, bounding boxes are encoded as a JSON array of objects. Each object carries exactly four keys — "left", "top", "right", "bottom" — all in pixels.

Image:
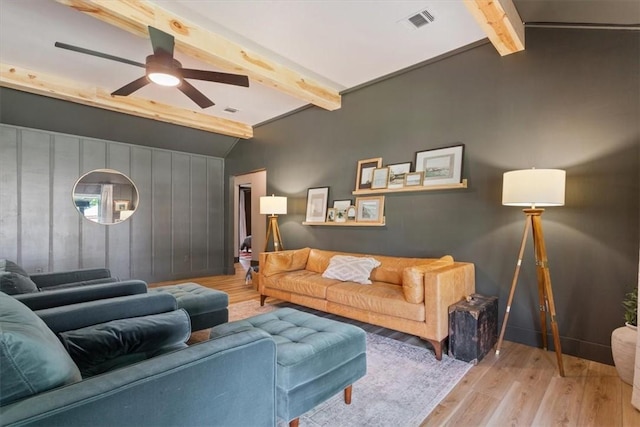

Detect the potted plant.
[{"left": 612, "top": 287, "right": 637, "bottom": 385}]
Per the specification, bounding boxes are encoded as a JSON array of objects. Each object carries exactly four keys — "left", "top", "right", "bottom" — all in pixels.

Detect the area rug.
[{"left": 228, "top": 300, "right": 472, "bottom": 427}]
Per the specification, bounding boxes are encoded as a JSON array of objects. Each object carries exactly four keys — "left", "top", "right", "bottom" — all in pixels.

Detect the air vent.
[
  {"left": 400, "top": 9, "right": 435, "bottom": 30},
  {"left": 223, "top": 107, "right": 239, "bottom": 113}
]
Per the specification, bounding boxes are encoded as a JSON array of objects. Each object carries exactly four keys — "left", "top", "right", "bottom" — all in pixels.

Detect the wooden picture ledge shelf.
[
  {"left": 303, "top": 218, "right": 386, "bottom": 227},
  {"left": 352, "top": 179, "right": 467, "bottom": 195}
]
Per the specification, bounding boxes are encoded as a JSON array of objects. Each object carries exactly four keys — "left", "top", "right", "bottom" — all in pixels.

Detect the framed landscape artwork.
[
  {"left": 386, "top": 162, "right": 412, "bottom": 189},
  {"left": 305, "top": 187, "right": 329, "bottom": 222},
  {"left": 404, "top": 171, "right": 423, "bottom": 187},
  {"left": 355, "top": 158, "right": 382, "bottom": 191},
  {"left": 355, "top": 196, "right": 385, "bottom": 224},
  {"left": 371, "top": 167, "right": 389, "bottom": 190},
  {"left": 415, "top": 144, "right": 464, "bottom": 186}
]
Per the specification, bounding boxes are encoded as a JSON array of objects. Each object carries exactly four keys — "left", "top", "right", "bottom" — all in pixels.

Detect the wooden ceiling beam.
[
  {"left": 55, "top": 0, "right": 342, "bottom": 111},
  {"left": 463, "top": 0, "right": 525, "bottom": 56},
  {"left": 0, "top": 63, "right": 253, "bottom": 139}
]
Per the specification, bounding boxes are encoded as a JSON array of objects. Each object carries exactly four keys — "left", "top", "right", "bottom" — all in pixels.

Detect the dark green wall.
[
  {"left": 225, "top": 28, "right": 640, "bottom": 364},
  {"left": 0, "top": 88, "right": 238, "bottom": 158}
]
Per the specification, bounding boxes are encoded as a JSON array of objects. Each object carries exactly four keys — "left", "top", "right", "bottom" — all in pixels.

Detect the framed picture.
[
  {"left": 355, "top": 158, "right": 382, "bottom": 191},
  {"left": 333, "top": 199, "right": 352, "bottom": 211},
  {"left": 415, "top": 144, "right": 464, "bottom": 186},
  {"left": 114, "top": 200, "right": 129, "bottom": 211},
  {"left": 346, "top": 205, "right": 357, "bottom": 222},
  {"left": 404, "top": 171, "right": 424, "bottom": 187},
  {"left": 355, "top": 196, "right": 385, "bottom": 224},
  {"left": 333, "top": 199, "right": 351, "bottom": 222},
  {"left": 305, "top": 187, "right": 329, "bottom": 223},
  {"left": 371, "top": 167, "right": 389, "bottom": 189},
  {"left": 326, "top": 208, "right": 337, "bottom": 222},
  {"left": 386, "top": 162, "right": 412, "bottom": 189}
]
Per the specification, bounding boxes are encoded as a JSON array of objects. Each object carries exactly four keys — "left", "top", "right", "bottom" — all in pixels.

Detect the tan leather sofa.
[{"left": 258, "top": 248, "right": 475, "bottom": 360}]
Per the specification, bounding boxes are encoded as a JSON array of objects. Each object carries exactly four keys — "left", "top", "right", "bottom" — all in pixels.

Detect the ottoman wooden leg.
[
  {"left": 260, "top": 295, "right": 268, "bottom": 306},
  {"left": 344, "top": 385, "right": 353, "bottom": 404},
  {"left": 289, "top": 386, "right": 352, "bottom": 427}
]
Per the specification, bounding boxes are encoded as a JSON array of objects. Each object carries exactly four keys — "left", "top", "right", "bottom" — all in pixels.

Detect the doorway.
[{"left": 233, "top": 170, "right": 266, "bottom": 264}]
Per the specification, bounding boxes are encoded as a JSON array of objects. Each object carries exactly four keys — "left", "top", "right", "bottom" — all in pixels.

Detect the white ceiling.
[
  {"left": 1, "top": 1, "right": 637, "bottom": 132},
  {"left": 0, "top": 0, "right": 487, "bottom": 127}
]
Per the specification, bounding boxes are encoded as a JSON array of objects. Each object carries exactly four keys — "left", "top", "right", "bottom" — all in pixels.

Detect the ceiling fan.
[{"left": 55, "top": 26, "right": 249, "bottom": 109}]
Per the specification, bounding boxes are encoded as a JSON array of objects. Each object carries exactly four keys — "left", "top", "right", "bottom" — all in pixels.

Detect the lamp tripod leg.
[
  {"left": 496, "top": 216, "right": 532, "bottom": 355},
  {"left": 532, "top": 214, "right": 565, "bottom": 377},
  {"left": 264, "top": 217, "right": 274, "bottom": 252},
  {"left": 272, "top": 218, "right": 284, "bottom": 251}
]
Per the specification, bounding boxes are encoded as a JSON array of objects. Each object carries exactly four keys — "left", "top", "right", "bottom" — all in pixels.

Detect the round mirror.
[{"left": 72, "top": 169, "right": 139, "bottom": 225}]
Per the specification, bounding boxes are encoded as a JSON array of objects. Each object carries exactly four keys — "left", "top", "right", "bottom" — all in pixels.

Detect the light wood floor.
[{"left": 151, "top": 262, "right": 640, "bottom": 427}]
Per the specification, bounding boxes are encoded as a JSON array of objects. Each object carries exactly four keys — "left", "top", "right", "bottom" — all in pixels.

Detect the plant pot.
[{"left": 611, "top": 323, "right": 637, "bottom": 385}]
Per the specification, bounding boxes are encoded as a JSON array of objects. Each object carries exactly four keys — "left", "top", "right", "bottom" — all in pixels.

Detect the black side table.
[{"left": 448, "top": 294, "right": 498, "bottom": 364}]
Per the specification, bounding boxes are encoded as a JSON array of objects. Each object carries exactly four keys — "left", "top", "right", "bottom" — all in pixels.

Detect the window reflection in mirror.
[{"left": 73, "top": 169, "right": 139, "bottom": 225}]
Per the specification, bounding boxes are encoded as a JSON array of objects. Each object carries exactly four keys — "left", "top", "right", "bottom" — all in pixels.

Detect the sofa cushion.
[
  {"left": 0, "top": 291, "right": 81, "bottom": 406},
  {"left": 264, "top": 270, "right": 341, "bottom": 299},
  {"left": 41, "top": 277, "right": 118, "bottom": 291},
  {"left": 263, "top": 247, "right": 311, "bottom": 277},
  {"left": 0, "top": 259, "right": 38, "bottom": 295},
  {"left": 0, "top": 259, "right": 29, "bottom": 277},
  {"left": 0, "top": 272, "right": 39, "bottom": 295},
  {"left": 326, "top": 282, "right": 426, "bottom": 321},
  {"left": 322, "top": 255, "right": 381, "bottom": 285},
  {"left": 369, "top": 255, "right": 435, "bottom": 285},
  {"left": 59, "top": 309, "right": 191, "bottom": 377},
  {"left": 402, "top": 256, "right": 454, "bottom": 303}
]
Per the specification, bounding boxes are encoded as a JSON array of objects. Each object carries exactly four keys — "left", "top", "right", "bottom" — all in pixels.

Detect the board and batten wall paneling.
[
  {"left": 52, "top": 135, "right": 80, "bottom": 272},
  {"left": 20, "top": 129, "right": 51, "bottom": 273},
  {"left": 80, "top": 139, "right": 107, "bottom": 269},
  {"left": 130, "top": 147, "right": 153, "bottom": 280},
  {"left": 151, "top": 150, "right": 172, "bottom": 279},
  {"left": 172, "top": 153, "right": 191, "bottom": 275},
  {"left": 207, "top": 157, "right": 225, "bottom": 269},
  {"left": 0, "top": 124, "right": 226, "bottom": 282},
  {"left": 107, "top": 143, "right": 132, "bottom": 279},
  {"left": 190, "top": 156, "right": 208, "bottom": 272},
  {"left": 0, "top": 126, "right": 19, "bottom": 261}
]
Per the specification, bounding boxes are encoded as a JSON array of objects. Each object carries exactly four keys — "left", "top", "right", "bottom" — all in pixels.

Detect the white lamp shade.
[
  {"left": 502, "top": 169, "right": 566, "bottom": 207},
  {"left": 260, "top": 195, "right": 287, "bottom": 215}
]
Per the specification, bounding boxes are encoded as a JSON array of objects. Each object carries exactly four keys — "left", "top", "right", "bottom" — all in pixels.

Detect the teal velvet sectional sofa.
[{"left": 0, "top": 291, "right": 277, "bottom": 426}]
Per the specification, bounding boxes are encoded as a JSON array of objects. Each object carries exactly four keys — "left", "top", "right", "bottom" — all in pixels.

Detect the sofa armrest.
[
  {"left": 258, "top": 248, "right": 311, "bottom": 293},
  {"left": 0, "top": 329, "right": 277, "bottom": 427},
  {"left": 14, "top": 280, "right": 148, "bottom": 311},
  {"left": 59, "top": 309, "right": 191, "bottom": 377},
  {"left": 29, "top": 268, "right": 113, "bottom": 289},
  {"left": 37, "top": 292, "right": 178, "bottom": 334},
  {"left": 423, "top": 262, "right": 475, "bottom": 342}
]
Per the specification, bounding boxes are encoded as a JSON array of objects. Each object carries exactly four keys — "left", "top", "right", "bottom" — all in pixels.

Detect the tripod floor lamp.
[
  {"left": 260, "top": 195, "right": 287, "bottom": 252},
  {"left": 497, "top": 168, "right": 566, "bottom": 377}
]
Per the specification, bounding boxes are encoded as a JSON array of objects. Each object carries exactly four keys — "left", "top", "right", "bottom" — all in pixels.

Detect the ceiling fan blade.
[
  {"left": 181, "top": 69, "right": 250, "bottom": 87},
  {"left": 111, "top": 76, "right": 150, "bottom": 96},
  {"left": 179, "top": 80, "right": 214, "bottom": 109},
  {"left": 54, "top": 42, "right": 145, "bottom": 68},
  {"left": 148, "top": 26, "right": 175, "bottom": 57}
]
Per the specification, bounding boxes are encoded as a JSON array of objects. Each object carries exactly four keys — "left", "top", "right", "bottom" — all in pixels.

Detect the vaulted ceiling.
[{"left": 1, "top": 1, "right": 637, "bottom": 140}]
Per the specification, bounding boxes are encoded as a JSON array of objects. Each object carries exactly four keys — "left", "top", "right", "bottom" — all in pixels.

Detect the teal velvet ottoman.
[
  {"left": 150, "top": 283, "right": 228, "bottom": 331},
  {"left": 210, "top": 307, "right": 367, "bottom": 427}
]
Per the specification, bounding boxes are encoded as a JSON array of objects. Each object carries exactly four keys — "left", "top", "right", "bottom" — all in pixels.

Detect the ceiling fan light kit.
[{"left": 146, "top": 55, "right": 182, "bottom": 87}]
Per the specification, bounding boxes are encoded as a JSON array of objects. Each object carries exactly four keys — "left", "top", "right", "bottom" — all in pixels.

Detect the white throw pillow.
[{"left": 322, "top": 255, "right": 381, "bottom": 285}]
